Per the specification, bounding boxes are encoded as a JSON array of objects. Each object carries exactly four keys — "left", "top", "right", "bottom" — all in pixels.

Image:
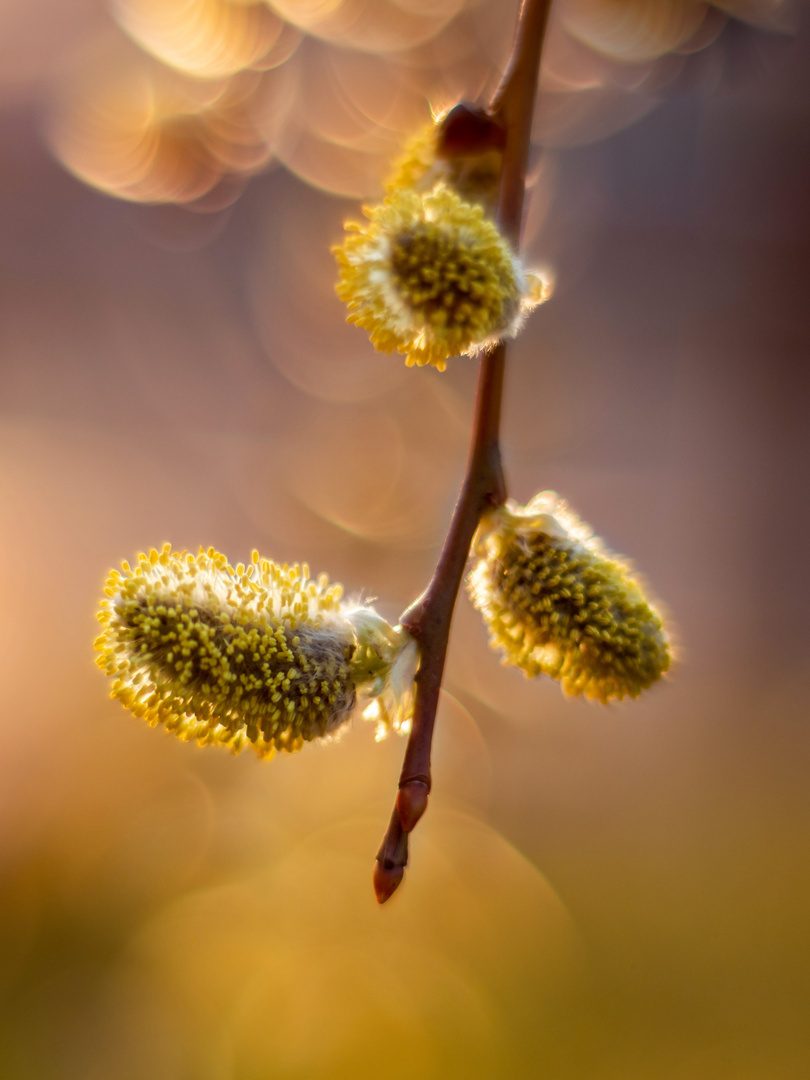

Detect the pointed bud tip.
[
  {"left": 396, "top": 780, "right": 429, "bottom": 832},
  {"left": 373, "top": 861, "right": 404, "bottom": 904},
  {"left": 437, "top": 103, "right": 506, "bottom": 157}
]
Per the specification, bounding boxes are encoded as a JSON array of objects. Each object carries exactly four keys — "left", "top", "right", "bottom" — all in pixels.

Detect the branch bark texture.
[{"left": 374, "top": 0, "right": 553, "bottom": 904}]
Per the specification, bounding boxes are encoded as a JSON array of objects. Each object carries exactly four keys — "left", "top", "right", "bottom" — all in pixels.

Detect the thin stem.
[
  {"left": 374, "top": 0, "right": 553, "bottom": 902},
  {"left": 491, "top": 0, "right": 553, "bottom": 245}
]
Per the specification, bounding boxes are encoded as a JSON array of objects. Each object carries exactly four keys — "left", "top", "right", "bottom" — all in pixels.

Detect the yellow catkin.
[
  {"left": 96, "top": 546, "right": 417, "bottom": 758},
  {"left": 333, "top": 184, "right": 548, "bottom": 371},
  {"left": 385, "top": 122, "right": 438, "bottom": 194},
  {"left": 468, "top": 494, "right": 671, "bottom": 703}
]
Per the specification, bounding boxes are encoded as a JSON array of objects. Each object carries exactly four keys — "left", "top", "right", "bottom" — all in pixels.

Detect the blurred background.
[{"left": 1, "top": 0, "right": 809, "bottom": 1077}]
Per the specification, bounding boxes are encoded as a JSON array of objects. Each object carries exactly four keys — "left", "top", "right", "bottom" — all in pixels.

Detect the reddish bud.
[
  {"left": 436, "top": 103, "right": 506, "bottom": 158},
  {"left": 373, "top": 861, "right": 404, "bottom": 904}
]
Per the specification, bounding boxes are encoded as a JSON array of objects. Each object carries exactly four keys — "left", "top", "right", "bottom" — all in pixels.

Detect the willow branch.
[{"left": 373, "top": 0, "right": 553, "bottom": 904}]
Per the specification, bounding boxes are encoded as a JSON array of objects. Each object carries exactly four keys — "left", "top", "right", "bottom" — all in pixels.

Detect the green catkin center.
[
  {"left": 390, "top": 223, "right": 512, "bottom": 339},
  {"left": 120, "top": 594, "right": 355, "bottom": 748},
  {"left": 489, "top": 532, "right": 669, "bottom": 701}
]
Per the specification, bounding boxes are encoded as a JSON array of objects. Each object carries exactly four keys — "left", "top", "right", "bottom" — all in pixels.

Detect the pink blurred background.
[{"left": 1, "top": 1, "right": 809, "bottom": 1077}]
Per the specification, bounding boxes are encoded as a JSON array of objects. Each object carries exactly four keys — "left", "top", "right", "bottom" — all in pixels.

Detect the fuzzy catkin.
[
  {"left": 468, "top": 495, "right": 670, "bottom": 702},
  {"left": 96, "top": 545, "right": 416, "bottom": 758},
  {"left": 333, "top": 184, "right": 548, "bottom": 371}
]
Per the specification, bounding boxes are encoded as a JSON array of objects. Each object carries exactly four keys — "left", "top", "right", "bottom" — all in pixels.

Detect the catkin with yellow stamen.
[
  {"left": 95, "top": 545, "right": 417, "bottom": 758},
  {"left": 333, "top": 184, "right": 550, "bottom": 372},
  {"left": 467, "top": 494, "right": 671, "bottom": 703}
]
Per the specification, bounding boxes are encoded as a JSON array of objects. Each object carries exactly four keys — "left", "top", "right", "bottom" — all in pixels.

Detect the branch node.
[{"left": 397, "top": 779, "right": 430, "bottom": 832}]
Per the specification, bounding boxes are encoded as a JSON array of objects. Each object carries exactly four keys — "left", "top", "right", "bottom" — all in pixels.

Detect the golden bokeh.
[
  {"left": 1, "top": 0, "right": 808, "bottom": 1077},
  {"left": 112, "top": 0, "right": 287, "bottom": 78},
  {"left": 38, "top": 0, "right": 791, "bottom": 204},
  {"left": 48, "top": 38, "right": 271, "bottom": 205},
  {"left": 559, "top": 0, "right": 709, "bottom": 63},
  {"left": 268, "top": 0, "right": 465, "bottom": 53}
]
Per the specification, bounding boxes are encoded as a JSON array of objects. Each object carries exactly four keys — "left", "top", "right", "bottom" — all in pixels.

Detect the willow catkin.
[
  {"left": 467, "top": 494, "right": 671, "bottom": 702},
  {"left": 96, "top": 545, "right": 417, "bottom": 758}
]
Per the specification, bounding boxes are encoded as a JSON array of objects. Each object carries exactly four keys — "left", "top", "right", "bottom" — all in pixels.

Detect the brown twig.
[{"left": 374, "top": 0, "right": 553, "bottom": 904}]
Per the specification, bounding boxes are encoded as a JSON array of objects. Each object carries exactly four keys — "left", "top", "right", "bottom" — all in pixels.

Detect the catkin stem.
[{"left": 374, "top": 0, "right": 553, "bottom": 902}]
